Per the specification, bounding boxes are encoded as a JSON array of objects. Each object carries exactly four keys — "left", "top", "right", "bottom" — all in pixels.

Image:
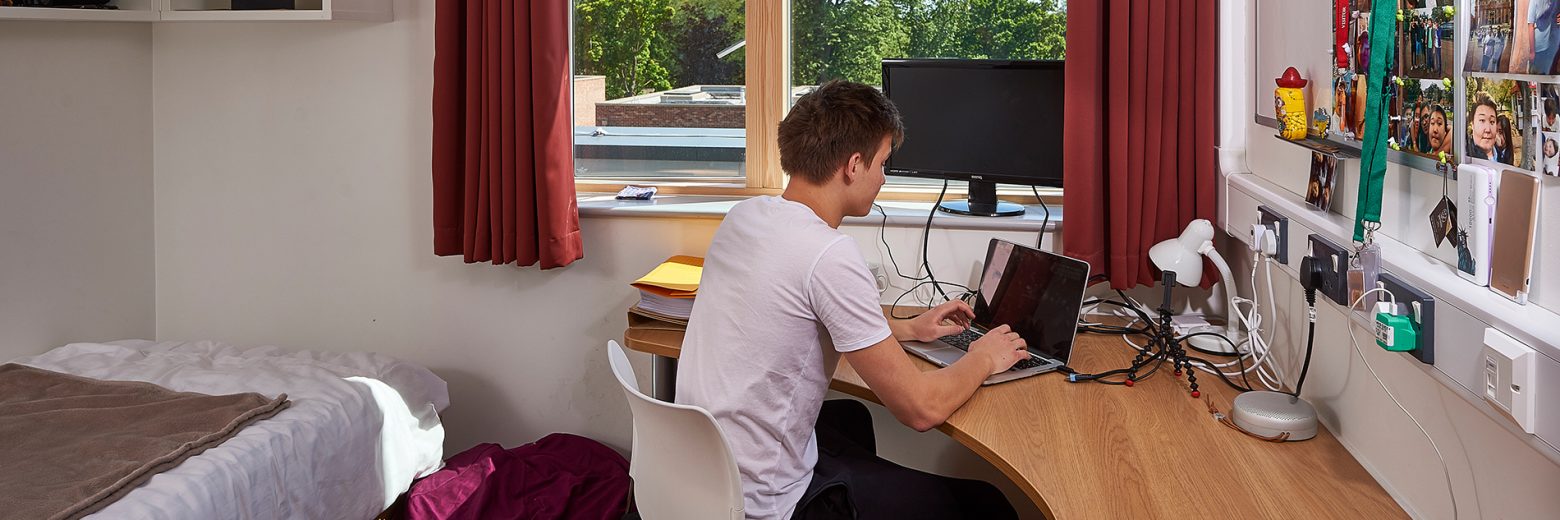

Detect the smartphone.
[{"left": 1489, "top": 170, "right": 1541, "bottom": 304}]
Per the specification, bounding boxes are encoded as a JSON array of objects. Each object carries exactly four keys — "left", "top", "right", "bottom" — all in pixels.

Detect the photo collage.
[
  {"left": 1464, "top": 0, "right": 1560, "bottom": 175},
  {"left": 1332, "top": 1, "right": 1456, "bottom": 163},
  {"left": 1465, "top": 76, "right": 1537, "bottom": 171},
  {"left": 1466, "top": 0, "right": 1560, "bottom": 75}
]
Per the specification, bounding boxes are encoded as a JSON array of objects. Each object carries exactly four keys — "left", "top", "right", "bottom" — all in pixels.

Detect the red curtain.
[
  {"left": 433, "top": 0, "right": 583, "bottom": 269},
  {"left": 1062, "top": 0, "right": 1219, "bottom": 289}
]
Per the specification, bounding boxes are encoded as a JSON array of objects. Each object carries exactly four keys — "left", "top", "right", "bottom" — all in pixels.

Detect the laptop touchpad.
[{"left": 906, "top": 342, "right": 965, "bottom": 366}]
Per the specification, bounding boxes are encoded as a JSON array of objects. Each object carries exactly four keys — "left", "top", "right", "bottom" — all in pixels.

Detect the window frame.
[{"left": 571, "top": 0, "right": 1061, "bottom": 206}]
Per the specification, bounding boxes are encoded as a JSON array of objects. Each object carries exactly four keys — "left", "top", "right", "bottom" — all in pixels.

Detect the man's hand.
[
  {"left": 969, "top": 325, "right": 1029, "bottom": 375},
  {"left": 903, "top": 300, "right": 974, "bottom": 342}
]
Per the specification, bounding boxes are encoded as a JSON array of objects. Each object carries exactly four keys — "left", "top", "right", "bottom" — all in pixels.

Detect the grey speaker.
[{"left": 1231, "top": 391, "right": 1318, "bottom": 441}]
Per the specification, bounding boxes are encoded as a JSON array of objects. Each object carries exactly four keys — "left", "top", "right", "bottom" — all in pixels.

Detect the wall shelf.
[
  {"left": 0, "top": 0, "right": 388, "bottom": 22},
  {"left": 0, "top": 1, "right": 157, "bottom": 22}
]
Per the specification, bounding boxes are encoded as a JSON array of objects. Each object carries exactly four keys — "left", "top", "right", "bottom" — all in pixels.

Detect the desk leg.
[{"left": 651, "top": 354, "right": 678, "bottom": 402}]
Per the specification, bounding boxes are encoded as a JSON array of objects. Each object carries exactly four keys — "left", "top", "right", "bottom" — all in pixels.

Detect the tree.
[
  {"left": 576, "top": 0, "right": 676, "bottom": 99},
  {"left": 792, "top": 0, "right": 1066, "bottom": 87},
  {"left": 793, "top": 0, "right": 910, "bottom": 86},
  {"left": 664, "top": 0, "right": 746, "bottom": 87}
]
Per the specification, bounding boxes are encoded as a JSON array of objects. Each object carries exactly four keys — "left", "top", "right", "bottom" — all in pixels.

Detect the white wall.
[
  {"left": 0, "top": 23, "right": 155, "bottom": 360},
  {"left": 1223, "top": 2, "right": 1560, "bottom": 517},
  {"left": 149, "top": 1, "right": 1048, "bottom": 517}
]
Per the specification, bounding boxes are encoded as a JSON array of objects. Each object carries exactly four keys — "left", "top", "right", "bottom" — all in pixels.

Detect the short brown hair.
[{"left": 777, "top": 80, "right": 905, "bottom": 184}]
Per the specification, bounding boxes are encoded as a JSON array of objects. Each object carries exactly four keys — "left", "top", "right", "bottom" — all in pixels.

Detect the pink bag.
[{"left": 408, "top": 433, "right": 630, "bottom": 520}]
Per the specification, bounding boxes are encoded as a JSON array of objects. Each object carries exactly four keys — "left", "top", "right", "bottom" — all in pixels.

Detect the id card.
[{"left": 1347, "top": 243, "right": 1382, "bottom": 309}]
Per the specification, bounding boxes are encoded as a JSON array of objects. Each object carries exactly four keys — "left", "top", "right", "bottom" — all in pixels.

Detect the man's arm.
[{"left": 845, "top": 319, "right": 1028, "bottom": 432}]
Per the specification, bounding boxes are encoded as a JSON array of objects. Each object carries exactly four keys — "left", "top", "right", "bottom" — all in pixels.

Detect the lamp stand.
[{"left": 1126, "top": 273, "right": 1201, "bottom": 397}]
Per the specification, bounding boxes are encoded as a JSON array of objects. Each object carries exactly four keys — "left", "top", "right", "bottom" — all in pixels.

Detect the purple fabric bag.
[{"left": 408, "top": 433, "right": 630, "bottom": 520}]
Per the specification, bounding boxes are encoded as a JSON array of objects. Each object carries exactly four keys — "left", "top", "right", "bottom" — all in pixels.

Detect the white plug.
[
  {"left": 1249, "top": 224, "right": 1268, "bottom": 252},
  {"left": 1250, "top": 223, "right": 1278, "bottom": 257}
]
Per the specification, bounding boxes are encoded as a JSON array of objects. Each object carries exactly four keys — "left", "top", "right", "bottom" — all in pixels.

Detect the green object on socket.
[{"left": 1374, "top": 312, "right": 1418, "bottom": 352}]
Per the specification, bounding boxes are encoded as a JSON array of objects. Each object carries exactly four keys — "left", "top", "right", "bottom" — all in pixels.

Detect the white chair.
[{"left": 607, "top": 340, "right": 744, "bottom": 520}]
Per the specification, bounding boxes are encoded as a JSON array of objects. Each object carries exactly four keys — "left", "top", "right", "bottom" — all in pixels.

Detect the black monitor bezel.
[{"left": 880, "top": 58, "right": 1065, "bottom": 188}]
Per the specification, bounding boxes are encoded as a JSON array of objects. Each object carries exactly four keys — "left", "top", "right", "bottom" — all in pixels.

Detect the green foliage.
[
  {"left": 576, "top": 0, "right": 1067, "bottom": 100},
  {"left": 576, "top": 0, "right": 676, "bottom": 99},
  {"left": 663, "top": 0, "right": 746, "bottom": 86},
  {"left": 796, "top": 0, "right": 1066, "bottom": 86}
]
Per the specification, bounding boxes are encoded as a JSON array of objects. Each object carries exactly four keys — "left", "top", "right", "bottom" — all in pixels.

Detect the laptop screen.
[{"left": 972, "top": 239, "right": 1091, "bottom": 362}]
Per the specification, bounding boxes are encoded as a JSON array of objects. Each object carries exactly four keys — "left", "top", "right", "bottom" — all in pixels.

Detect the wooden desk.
[{"left": 623, "top": 312, "right": 1407, "bottom": 519}]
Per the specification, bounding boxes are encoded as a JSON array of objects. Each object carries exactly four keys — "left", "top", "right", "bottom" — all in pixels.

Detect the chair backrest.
[{"left": 607, "top": 341, "right": 744, "bottom": 520}]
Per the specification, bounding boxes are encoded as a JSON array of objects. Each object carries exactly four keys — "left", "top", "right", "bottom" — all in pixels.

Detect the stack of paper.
[{"left": 629, "top": 256, "right": 703, "bottom": 325}]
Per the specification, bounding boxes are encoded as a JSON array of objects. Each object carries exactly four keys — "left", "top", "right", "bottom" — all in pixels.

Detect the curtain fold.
[
  {"left": 1063, "top": 0, "right": 1219, "bottom": 289},
  {"left": 433, "top": 0, "right": 582, "bottom": 269}
]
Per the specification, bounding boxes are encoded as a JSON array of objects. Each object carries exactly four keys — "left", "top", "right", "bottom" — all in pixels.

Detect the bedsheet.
[{"left": 15, "top": 340, "right": 449, "bottom": 520}]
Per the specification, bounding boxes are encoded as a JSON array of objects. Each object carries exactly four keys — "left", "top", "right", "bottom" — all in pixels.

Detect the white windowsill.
[{"left": 577, "top": 194, "right": 1061, "bottom": 232}]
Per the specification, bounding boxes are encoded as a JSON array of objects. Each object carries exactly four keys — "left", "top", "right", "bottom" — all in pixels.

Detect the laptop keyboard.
[{"left": 937, "top": 330, "right": 1045, "bottom": 371}]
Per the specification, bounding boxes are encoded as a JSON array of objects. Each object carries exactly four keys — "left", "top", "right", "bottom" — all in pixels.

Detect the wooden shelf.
[
  {"left": 0, "top": 0, "right": 388, "bottom": 22},
  {"left": 0, "top": 6, "right": 158, "bottom": 22},
  {"left": 158, "top": 9, "right": 383, "bottom": 22},
  {"left": 161, "top": 0, "right": 389, "bottom": 22}
]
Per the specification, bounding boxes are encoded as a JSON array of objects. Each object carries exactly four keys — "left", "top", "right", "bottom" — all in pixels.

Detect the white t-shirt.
[{"left": 676, "top": 196, "right": 893, "bottom": 520}]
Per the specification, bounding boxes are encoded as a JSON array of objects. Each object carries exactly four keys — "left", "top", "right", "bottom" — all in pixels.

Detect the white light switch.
[{"left": 1482, "top": 329, "right": 1538, "bottom": 434}]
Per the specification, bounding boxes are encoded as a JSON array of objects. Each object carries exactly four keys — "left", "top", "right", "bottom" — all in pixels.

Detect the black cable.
[
  {"left": 1177, "top": 332, "right": 1256, "bottom": 393},
  {"left": 921, "top": 181, "right": 952, "bottom": 301},
  {"left": 1076, "top": 299, "right": 1152, "bottom": 335},
  {"left": 1293, "top": 315, "right": 1318, "bottom": 397},
  {"left": 1187, "top": 343, "right": 1242, "bottom": 357},
  {"left": 1184, "top": 354, "right": 1257, "bottom": 393},
  {"left": 871, "top": 203, "right": 929, "bottom": 282},
  {"left": 889, "top": 280, "right": 973, "bottom": 319},
  {"left": 1032, "top": 185, "right": 1050, "bottom": 249}
]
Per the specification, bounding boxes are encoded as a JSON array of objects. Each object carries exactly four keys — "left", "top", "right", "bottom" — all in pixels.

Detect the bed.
[{"left": 13, "top": 340, "right": 450, "bottom": 520}]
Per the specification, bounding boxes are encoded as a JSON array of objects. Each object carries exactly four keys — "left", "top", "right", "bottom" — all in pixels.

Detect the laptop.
[{"left": 903, "top": 239, "right": 1091, "bottom": 385}]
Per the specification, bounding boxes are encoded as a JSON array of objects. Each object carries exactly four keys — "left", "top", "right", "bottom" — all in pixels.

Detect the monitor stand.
[{"left": 938, "top": 180, "right": 1026, "bottom": 217}]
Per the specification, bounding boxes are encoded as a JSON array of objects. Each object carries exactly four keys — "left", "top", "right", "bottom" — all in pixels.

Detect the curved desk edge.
[{"left": 621, "top": 326, "right": 1055, "bottom": 518}]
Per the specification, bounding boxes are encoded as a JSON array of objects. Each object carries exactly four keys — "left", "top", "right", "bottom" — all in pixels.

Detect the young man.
[{"left": 676, "top": 81, "right": 1027, "bottom": 520}]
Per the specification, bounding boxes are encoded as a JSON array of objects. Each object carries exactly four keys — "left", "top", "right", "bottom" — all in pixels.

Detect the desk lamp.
[
  {"left": 1152, "top": 220, "right": 1318, "bottom": 442},
  {"left": 1147, "top": 220, "right": 1246, "bottom": 354}
]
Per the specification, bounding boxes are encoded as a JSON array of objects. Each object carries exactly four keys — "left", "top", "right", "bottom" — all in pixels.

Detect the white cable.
[
  {"left": 1345, "top": 288, "right": 1458, "bottom": 519},
  {"left": 1187, "top": 252, "right": 1286, "bottom": 390}
]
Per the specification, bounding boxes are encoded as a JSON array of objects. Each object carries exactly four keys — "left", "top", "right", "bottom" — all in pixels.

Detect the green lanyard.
[{"left": 1353, "top": 1, "right": 1397, "bottom": 243}]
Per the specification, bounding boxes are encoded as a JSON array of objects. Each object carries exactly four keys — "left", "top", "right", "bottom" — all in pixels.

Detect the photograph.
[
  {"left": 1516, "top": 0, "right": 1560, "bottom": 74},
  {"left": 1333, "top": 73, "right": 1357, "bottom": 139},
  {"left": 1355, "top": 11, "right": 1374, "bottom": 75},
  {"left": 1541, "top": 83, "right": 1560, "bottom": 131},
  {"left": 1543, "top": 132, "right": 1560, "bottom": 175},
  {"left": 1394, "top": 79, "right": 1455, "bottom": 160},
  {"left": 1306, "top": 151, "right": 1340, "bottom": 211},
  {"left": 1400, "top": 5, "right": 1454, "bottom": 79},
  {"left": 1467, "top": 0, "right": 1515, "bottom": 73},
  {"left": 1466, "top": 76, "right": 1536, "bottom": 170}
]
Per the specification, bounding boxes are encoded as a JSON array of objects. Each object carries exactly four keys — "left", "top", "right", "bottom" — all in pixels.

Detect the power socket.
[
  {"left": 1483, "top": 329, "right": 1537, "bottom": 434},
  {"left": 1257, "top": 205, "right": 1289, "bottom": 265},
  {"left": 867, "top": 262, "right": 889, "bottom": 294},
  {"left": 1308, "top": 234, "right": 1350, "bottom": 306},
  {"left": 1377, "top": 271, "right": 1435, "bottom": 365}
]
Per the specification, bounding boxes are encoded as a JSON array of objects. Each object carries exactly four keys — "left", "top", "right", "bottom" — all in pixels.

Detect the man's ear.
[{"left": 841, "top": 152, "right": 864, "bottom": 184}]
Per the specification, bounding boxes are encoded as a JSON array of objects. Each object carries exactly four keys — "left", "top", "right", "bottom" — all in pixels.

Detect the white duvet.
[{"left": 15, "top": 340, "right": 449, "bottom": 520}]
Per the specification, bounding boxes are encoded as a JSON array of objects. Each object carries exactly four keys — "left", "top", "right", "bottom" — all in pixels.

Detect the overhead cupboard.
[{"left": 0, "top": 0, "right": 390, "bottom": 22}]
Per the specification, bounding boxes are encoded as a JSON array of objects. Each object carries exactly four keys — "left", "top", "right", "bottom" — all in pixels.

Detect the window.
[{"left": 572, "top": 0, "right": 1067, "bottom": 198}]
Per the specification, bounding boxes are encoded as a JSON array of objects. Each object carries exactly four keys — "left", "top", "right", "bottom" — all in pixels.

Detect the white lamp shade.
[{"left": 1148, "top": 219, "right": 1214, "bottom": 285}]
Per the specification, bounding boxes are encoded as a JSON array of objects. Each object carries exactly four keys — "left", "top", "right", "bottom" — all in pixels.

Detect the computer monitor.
[{"left": 881, "top": 59, "right": 1064, "bottom": 217}]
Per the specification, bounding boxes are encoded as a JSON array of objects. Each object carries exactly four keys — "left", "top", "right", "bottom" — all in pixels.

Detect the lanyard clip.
[{"left": 1360, "top": 220, "right": 1381, "bottom": 246}]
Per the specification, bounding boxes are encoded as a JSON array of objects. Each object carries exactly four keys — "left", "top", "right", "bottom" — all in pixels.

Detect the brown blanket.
[{"left": 0, "top": 363, "right": 290, "bottom": 520}]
